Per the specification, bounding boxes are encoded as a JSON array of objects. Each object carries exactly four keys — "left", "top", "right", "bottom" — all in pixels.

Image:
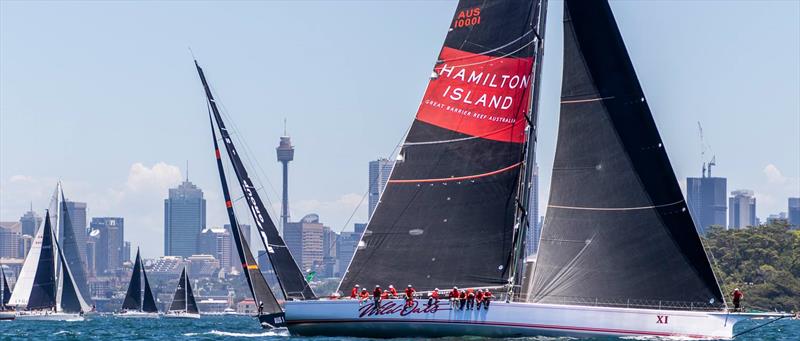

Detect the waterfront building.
[
  {"left": 686, "top": 176, "right": 728, "bottom": 234},
  {"left": 368, "top": 158, "right": 394, "bottom": 218},
  {"left": 164, "top": 180, "right": 206, "bottom": 257},
  {"left": 0, "top": 222, "right": 20, "bottom": 258},
  {"left": 187, "top": 254, "right": 220, "bottom": 278},
  {"left": 729, "top": 190, "right": 757, "bottom": 229}
]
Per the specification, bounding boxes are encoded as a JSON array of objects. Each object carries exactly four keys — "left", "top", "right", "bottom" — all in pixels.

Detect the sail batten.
[
  {"left": 526, "top": 0, "right": 724, "bottom": 310},
  {"left": 340, "top": 0, "right": 541, "bottom": 292}
]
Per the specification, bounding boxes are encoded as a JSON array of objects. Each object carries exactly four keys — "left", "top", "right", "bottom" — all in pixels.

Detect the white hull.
[
  {"left": 286, "top": 299, "right": 751, "bottom": 339},
  {"left": 114, "top": 311, "right": 160, "bottom": 319},
  {"left": 15, "top": 311, "right": 84, "bottom": 321},
  {"left": 0, "top": 311, "right": 15, "bottom": 320},
  {"left": 165, "top": 311, "right": 201, "bottom": 319}
]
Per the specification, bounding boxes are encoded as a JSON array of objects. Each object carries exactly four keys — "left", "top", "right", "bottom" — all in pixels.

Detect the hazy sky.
[{"left": 1, "top": 1, "right": 798, "bottom": 258}]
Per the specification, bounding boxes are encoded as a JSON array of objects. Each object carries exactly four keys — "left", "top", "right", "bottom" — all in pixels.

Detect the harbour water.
[{"left": 0, "top": 315, "right": 796, "bottom": 340}]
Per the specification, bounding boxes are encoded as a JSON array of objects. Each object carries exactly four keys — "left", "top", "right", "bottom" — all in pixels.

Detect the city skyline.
[{"left": 1, "top": 1, "right": 798, "bottom": 259}]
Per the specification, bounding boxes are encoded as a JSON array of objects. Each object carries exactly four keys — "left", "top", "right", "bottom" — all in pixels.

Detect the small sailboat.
[
  {"left": 0, "top": 267, "right": 15, "bottom": 320},
  {"left": 115, "top": 248, "right": 159, "bottom": 318},
  {"left": 165, "top": 267, "right": 200, "bottom": 319},
  {"left": 10, "top": 185, "right": 90, "bottom": 321}
]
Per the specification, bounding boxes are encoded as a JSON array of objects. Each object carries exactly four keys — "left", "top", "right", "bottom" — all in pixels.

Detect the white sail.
[{"left": 8, "top": 187, "right": 59, "bottom": 308}]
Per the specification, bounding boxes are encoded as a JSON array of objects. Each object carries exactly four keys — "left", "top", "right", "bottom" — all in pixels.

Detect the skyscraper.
[
  {"left": 0, "top": 222, "right": 20, "bottom": 258},
  {"left": 686, "top": 176, "right": 727, "bottom": 234},
  {"left": 19, "top": 209, "right": 41, "bottom": 237},
  {"left": 64, "top": 200, "right": 88, "bottom": 270},
  {"left": 224, "top": 223, "right": 251, "bottom": 246},
  {"left": 89, "top": 217, "right": 124, "bottom": 275},
  {"left": 789, "top": 198, "right": 800, "bottom": 227},
  {"left": 276, "top": 127, "right": 295, "bottom": 235},
  {"left": 164, "top": 180, "right": 206, "bottom": 257},
  {"left": 729, "top": 190, "right": 756, "bottom": 229},
  {"left": 368, "top": 158, "right": 394, "bottom": 218},
  {"left": 284, "top": 213, "right": 326, "bottom": 271}
]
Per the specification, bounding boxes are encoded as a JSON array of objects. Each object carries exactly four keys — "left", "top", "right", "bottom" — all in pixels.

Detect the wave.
[
  {"left": 53, "top": 330, "right": 81, "bottom": 336},
  {"left": 183, "top": 329, "right": 289, "bottom": 337}
]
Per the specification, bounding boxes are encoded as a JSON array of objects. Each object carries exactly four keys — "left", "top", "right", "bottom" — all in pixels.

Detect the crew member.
[
  {"left": 476, "top": 289, "right": 484, "bottom": 310},
  {"left": 404, "top": 284, "right": 416, "bottom": 308},
  {"left": 350, "top": 284, "right": 360, "bottom": 299},
  {"left": 459, "top": 290, "right": 467, "bottom": 310},
  {"left": 482, "top": 290, "right": 492, "bottom": 310},
  {"left": 450, "top": 286, "right": 460, "bottom": 306},
  {"left": 373, "top": 285, "right": 383, "bottom": 309},
  {"left": 388, "top": 284, "right": 398, "bottom": 298},
  {"left": 381, "top": 288, "right": 389, "bottom": 300},
  {"left": 731, "top": 288, "right": 744, "bottom": 311},
  {"left": 466, "top": 288, "right": 475, "bottom": 310},
  {"left": 428, "top": 288, "right": 440, "bottom": 306},
  {"left": 359, "top": 287, "right": 370, "bottom": 305},
  {"left": 258, "top": 301, "right": 264, "bottom": 315}
]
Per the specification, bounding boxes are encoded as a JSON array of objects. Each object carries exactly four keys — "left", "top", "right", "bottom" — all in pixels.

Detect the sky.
[{"left": 1, "top": 1, "right": 798, "bottom": 259}]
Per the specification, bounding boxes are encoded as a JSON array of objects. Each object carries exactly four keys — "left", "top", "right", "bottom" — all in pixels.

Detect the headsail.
[
  {"left": 185, "top": 270, "right": 199, "bottom": 314},
  {"left": 26, "top": 211, "right": 57, "bottom": 310},
  {"left": 340, "top": 0, "right": 541, "bottom": 292},
  {"left": 526, "top": 0, "right": 724, "bottom": 310},
  {"left": 9, "top": 187, "right": 58, "bottom": 307},
  {"left": 169, "top": 268, "right": 187, "bottom": 312},
  {"left": 1, "top": 267, "right": 11, "bottom": 309},
  {"left": 195, "top": 60, "right": 315, "bottom": 301},
  {"left": 122, "top": 249, "right": 144, "bottom": 311},
  {"left": 141, "top": 258, "right": 158, "bottom": 313},
  {"left": 54, "top": 236, "right": 83, "bottom": 313},
  {"left": 204, "top": 86, "right": 284, "bottom": 324}
]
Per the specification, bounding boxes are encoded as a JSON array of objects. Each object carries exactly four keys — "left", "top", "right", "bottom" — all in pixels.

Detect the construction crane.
[{"left": 697, "top": 122, "right": 716, "bottom": 178}]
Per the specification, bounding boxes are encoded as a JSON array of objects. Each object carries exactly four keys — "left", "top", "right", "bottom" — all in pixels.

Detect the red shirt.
[
  {"left": 381, "top": 291, "right": 389, "bottom": 299},
  {"left": 350, "top": 288, "right": 359, "bottom": 299},
  {"left": 389, "top": 288, "right": 398, "bottom": 297},
  {"left": 733, "top": 291, "right": 743, "bottom": 299},
  {"left": 450, "top": 289, "right": 459, "bottom": 298},
  {"left": 431, "top": 290, "right": 439, "bottom": 299},
  {"left": 373, "top": 288, "right": 382, "bottom": 298},
  {"left": 405, "top": 287, "right": 415, "bottom": 298},
  {"left": 476, "top": 291, "right": 484, "bottom": 301},
  {"left": 483, "top": 291, "right": 493, "bottom": 300},
  {"left": 359, "top": 290, "right": 369, "bottom": 299}
]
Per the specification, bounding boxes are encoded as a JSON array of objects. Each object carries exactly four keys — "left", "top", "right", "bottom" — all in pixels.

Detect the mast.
[
  {"left": 194, "top": 60, "right": 315, "bottom": 300},
  {"left": 509, "top": 0, "right": 548, "bottom": 300}
]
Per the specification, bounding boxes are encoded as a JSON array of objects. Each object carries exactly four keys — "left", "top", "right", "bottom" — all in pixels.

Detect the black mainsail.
[
  {"left": 122, "top": 248, "right": 158, "bottom": 313},
  {"left": 54, "top": 237, "right": 83, "bottom": 313},
  {"left": 27, "top": 212, "right": 57, "bottom": 310},
  {"left": 169, "top": 267, "right": 199, "bottom": 314},
  {"left": 1, "top": 267, "right": 11, "bottom": 309},
  {"left": 526, "top": 0, "right": 724, "bottom": 310},
  {"left": 340, "top": 0, "right": 541, "bottom": 292},
  {"left": 58, "top": 188, "right": 93, "bottom": 308},
  {"left": 195, "top": 61, "right": 315, "bottom": 301}
]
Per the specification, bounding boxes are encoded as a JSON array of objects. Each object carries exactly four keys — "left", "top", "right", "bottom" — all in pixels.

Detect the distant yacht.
[
  {"left": 0, "top": 267, "right": 15, "bottom": 320},
  {"left": 10, "top": 184, "right": 89, "bottom": 321},
  {"left": 115, "top": 248, "right": 159, "bottom": 318},
  {"left": 164, "top": 267, "right": 200, "bottom": 319}
]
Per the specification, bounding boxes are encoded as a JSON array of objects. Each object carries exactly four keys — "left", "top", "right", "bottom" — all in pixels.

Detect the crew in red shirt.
[
  {"left": 482, "top": 290, "right": 493, "bottom": 310},
  {"left": 428, "top": 288, "right": 440, "bottom": 306},
  {"left": 476, "top": 289, "right": 485, "bottom": 309},
  {"left": 404, "top": 284, "right": 416, "bottom": 308},
  {"left": 350, "top": 284, "right": 360, "bottom": 299},
  {"left": 388, "top": 285, "right": 398, "bottom": 298},
  {"left": 373, "top": 285, "right": 383, "bottom": 309},
  {"left": 459, "top": 290, "right": 467, "bottom": 310},
  {"left": 359, "top": 288, "right": 370, "bottom": 305}
]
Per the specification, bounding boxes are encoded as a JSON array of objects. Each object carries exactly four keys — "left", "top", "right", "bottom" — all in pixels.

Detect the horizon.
[{"left": 1, "top": 0, "right": 798, "bottom": 258}]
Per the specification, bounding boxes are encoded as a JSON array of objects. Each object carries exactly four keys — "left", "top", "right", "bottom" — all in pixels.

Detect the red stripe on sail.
[
  {"left": 215, "top": 149, "right": 221, "bottom": 159},
  {"left": 415, "top": 47, "right": 534, "bottom": 144},
  {"left": 389, "top": 162, "right": 521, "bottom": 184},
  {"left": 226, "top": 200, "right": 233, "bottom": 208}
]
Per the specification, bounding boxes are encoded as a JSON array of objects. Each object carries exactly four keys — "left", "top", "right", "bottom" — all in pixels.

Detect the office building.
[
  {"left": 164, "top": 181, "right": 206, "bottom": 257},
  {"left": 19, "top": 234, "right": 32, "bottom": 259},
  {"left": 729, "top": 190, "right": 757, "bottom": 229},
  {"left": 368, "top": 158, "right": 394, "bottom": 218},
  {"left": 187, "top": 254, "right": 220, "bottom": 278},
  {"left": 766, "top": 212, "right": 788, "bottom": 225},
  {"left": 198, "top": 227, "right": 232, "bottom": 271},
  {"left": 90, "top": 217, "right": 125, "bottom": 275},
  {"left": 0, "top": 222, "right": 20, "bottom": 258},
  {"left": 224, "top": 223, "right": 251, "bottom": 246},
  {"left": 789, "top": 197, "right": 800, "bottom": 227},
  {"left": 284, "top": 213, "right": 326, "bottom": 271},
  {"left": 686, "top": 176, "right": 727, "bottom": 234},
  {"left": 19, "top": 210, "right": 41, "bottom": 237}
]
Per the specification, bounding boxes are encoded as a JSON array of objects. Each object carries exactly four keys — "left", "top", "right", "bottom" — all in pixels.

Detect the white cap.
[{"left": 389, "top": 285, "right": 394, "bottom": 288}]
